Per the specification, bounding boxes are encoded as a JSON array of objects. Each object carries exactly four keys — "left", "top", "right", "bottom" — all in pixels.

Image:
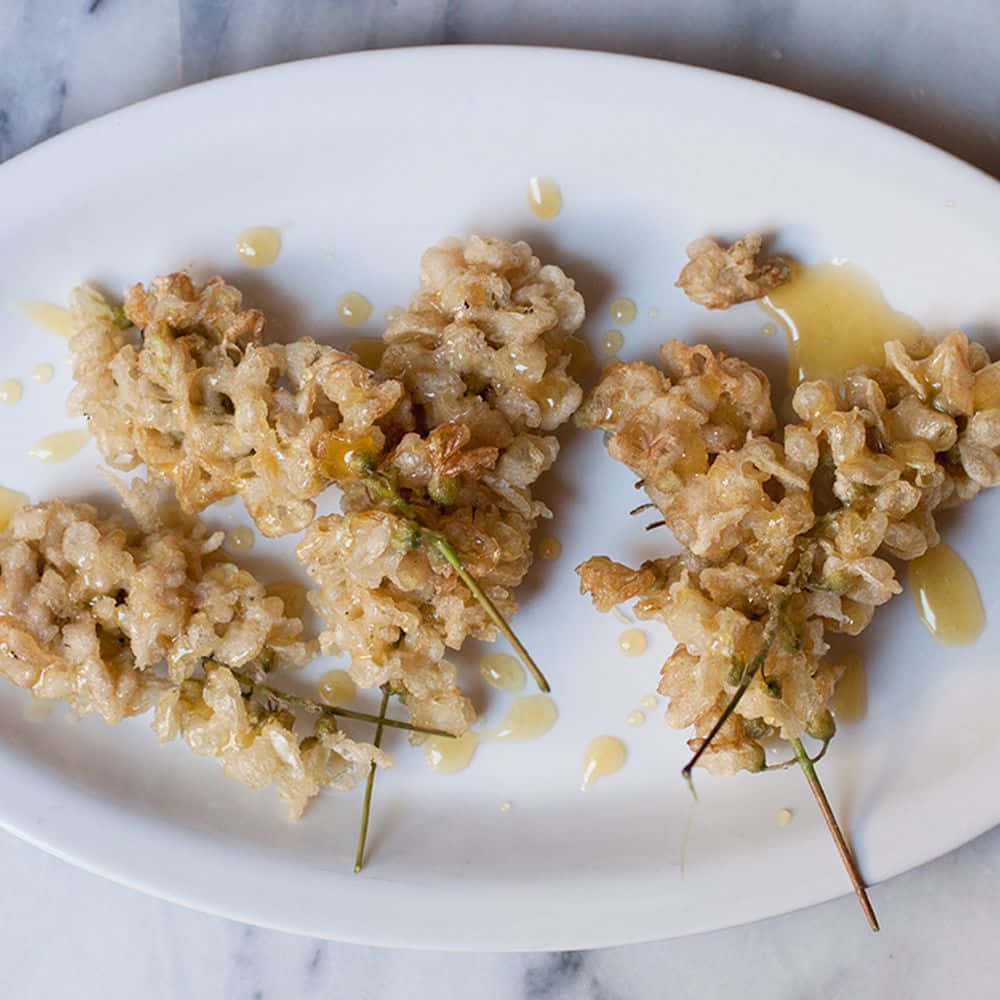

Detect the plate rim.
[{"left": 2, "top": 44, "right": 1000, "bottom": 950}]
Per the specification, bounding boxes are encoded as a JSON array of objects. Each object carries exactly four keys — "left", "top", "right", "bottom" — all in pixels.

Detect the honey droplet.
[
  {"left": 0, "top": 379, "right": 23, "bottom": 404},
  {"left": 492, "top": 694, "right": 558, "bottom": 742},
  {"left": 31, "top": 363, "right": 55, "bottom": 384},
  {"left": 499, "top": 800, "right": 513, "bottom": 814},
  {"left": 776, "top": 808, "right": 794, "bottom": 827},
  {"left": 908, "top": 543, "right": 985, "bottom": 645},
  {"left": 350, "top": 338, "right": 386, "bottom": 369},
  {"left": 424, "top": 731, "right": 481, "bottom": 774},
  {"left": 337, "top": 292, "right": 373, "bottom": 327},
  {"left": 762, "top": 261, "right": 924, "bottom": 385},
  {"left": 537, "top": 537, "right": 561, "bottom": 561},
  {"left": 317, "top": 431, "right": 378, "bottom": 482},
  {"left": 0, "top": 486, "right": 29, "bottom": 532},
  {"left": 581, "top": 735, "right": 627, "bottom": 789},
  {"left": 639, "top": 693, "right": 658, "bottom": 710},
  {"left": 14, "top": 301, "right": 73, "bottom": 339},
  {"left": 566, "top": 336, "right": 593, "bottom": 377},
  {"left": 235, "top": 226, "right": 282, "bottom": 268},
  {"left": 479, "top": 653, "right": 526, "bottom": 692},
  {"left": 527, "top": 176, "right": 562, "bottom": 220},
  {"left": 600, "top": 330, "right": 624, "bottom": 355},
  {"left": 609, "top": 298, "right": 636, "bottom": 325},
  {"left": 625, "top": 709, "right": 646, "bottom": 728},
  {"left": 28, "top": 429, "right": 90, "bottom": 463},
  {"left": 226, "top": 525, "right": 255, "bottom": 552},
  {"left": 318, "top": 669, "right": 356, "bottom": 707},
  {"left": 618, "top": 628, "right": 647, "bottom": 657},
  {"left": 830, "top": 651, "right": 867, "bottom": 724}
]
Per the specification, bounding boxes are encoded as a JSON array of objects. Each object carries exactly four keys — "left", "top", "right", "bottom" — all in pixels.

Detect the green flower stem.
[
  {"left": 791, "top": 737, "right": 879, "bottom": 932},
  {"left": 354, "top": 688, "right": 390, "bottom": 873},
  {"left": 361, "top": 471, "right": 550, "bottom": 693},
  {"left": 247, "top": 679, "right": 454, "bottom": 738}
]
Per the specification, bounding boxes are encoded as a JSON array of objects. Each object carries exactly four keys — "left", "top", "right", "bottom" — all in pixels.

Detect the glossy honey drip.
[
  {"left": 318, "top": 669, "right": 356, "bottom": 707},
  {"left": 527, "top": 176, "right": 562, "bottom": 219},
  {"left": 492, "top": 694, "right": 558, "bottom": 742},
  {"left": 337, "top": 292, "right": 372, "bottom": 327},
  {"left": 31, "top": 363, "right": 55, "bottom": 384},
  {"left": 830, "top": 651, "right": 867, "bottom": 724},
  {"left": 226, "top": 525, "right": 255, "bottom": 552},
  {"left": 762, "top": 261, "right": 924, "bottom": 385},
  {"left": 537, "top": 537, "right": 561, "bottom": 561},
  {"left": 28, "top": 429, "right": 90, "bottom": 463},
  {"left": 317, "top": 431, "right": 377, "bottom": 481},
  {"left": 609, "top": 299, "right": 636, "bottom": 324},
  {"left": 617, "top": 628, "right": 647, "bottom": 657},
  {"left": 581, "top": 735, "right": 627, "bottom": 789},
  {"left": 0, "top": 379, "right": 22, "bottom": 404},
  {"left": 908, "top": 543, "right": 985, "bottom": 645},
  {"left": 479, "top": 653, "right": 526, "bottom": 692},
  {"left": 14, "top": 301, "right": 74, "bottom": 339},
  {"left": 235, "top": 226, "right": 282, "bottom": 268},
  {"left": 600, "top": 330, "right": 624, "bottom": 355},
  {"left": 424, "top": 731, "right": 481, "bottom": 774}
]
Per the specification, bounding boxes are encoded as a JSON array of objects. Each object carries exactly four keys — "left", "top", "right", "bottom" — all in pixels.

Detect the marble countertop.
[{"left": 3, "top": 2, "right": 1000, "bottom": 997}]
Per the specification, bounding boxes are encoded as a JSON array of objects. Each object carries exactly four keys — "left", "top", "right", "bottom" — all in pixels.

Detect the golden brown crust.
[{"left": 676, "top": 235, "right": 791, "bottom": 310}]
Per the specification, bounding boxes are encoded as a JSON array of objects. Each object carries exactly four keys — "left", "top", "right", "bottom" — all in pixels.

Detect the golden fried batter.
[
  {"left": 68, "top": 276, "right": 403, "bottom": 536},
  {"left": 579, "top": 333, "right": 1000, "bottom": 774},
  {"left": 0, "top": 489, "right": 382, "bottom": 817},
  {"left": 676, "top": 235, "right": 791, "bottom": 309}
]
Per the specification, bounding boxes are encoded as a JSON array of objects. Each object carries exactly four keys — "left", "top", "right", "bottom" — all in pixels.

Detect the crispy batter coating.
[
  {"left": 579, "top": 333, "right": 1000, "bottom": 775},
  {"left": 0, "top": 494, "right": 382, "bottom": 817},
  {"left": 676, "top": 235, "right": 791, "bottom": 309},
  {"left": 68, "top": 276, "right": 403, "bottom": 536},
  {"left": 299, "top": 237, "right": 584, "bottom": 730}
]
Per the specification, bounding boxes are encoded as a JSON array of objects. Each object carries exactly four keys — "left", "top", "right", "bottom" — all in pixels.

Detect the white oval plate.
[{"left": 2, "top": 47, "right": 1000, "bottom": 951}]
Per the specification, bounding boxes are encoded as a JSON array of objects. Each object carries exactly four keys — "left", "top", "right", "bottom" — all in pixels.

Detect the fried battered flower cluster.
[
  {"left": 675, "top": 235, "right": 791, "bottom": 310},
  {"left": 578, "top": 332, "right": 1000, "bottom": 774},
  {"left": 0, "top": 491, "right": 383, "bottom": 816},
  {"left": 68, "top": 275, "right": 403, "bottom": 536},
  {"left": 298, "top": 237, "right": 585, "bottom": 733}
]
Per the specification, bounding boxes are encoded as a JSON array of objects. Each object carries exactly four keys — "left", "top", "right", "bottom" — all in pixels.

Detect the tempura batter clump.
[
  {"left": 68, "top": 275, "right": 403, "bottom": 536},
  {"left": 0, "top": 492, "right": 383, "bottom": 817},
  {"left": 299, "top": 237, "right": 585, "bottom": 731},
  {"left": 676, "top": 235, "right": 790, "bottom": 309},
  {"left": 578, "top": 333, "right": 1000, "bottom": 775}
]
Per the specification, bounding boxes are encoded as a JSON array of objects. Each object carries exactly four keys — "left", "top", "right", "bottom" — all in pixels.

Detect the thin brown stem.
[
  {"left": 681, "top": 626, "right": 777, "bottom": 786},
  {"left": 791, "top": 737, "right": 879, "bottom": 932},
  {"left": 247, "top": 679, "right": 454, "bottom": 737},
  {"left": 354, "top": 688, "right": 390, "bottom": 873}
]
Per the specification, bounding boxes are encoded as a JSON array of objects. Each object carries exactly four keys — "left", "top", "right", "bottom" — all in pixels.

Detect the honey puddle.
[
  {"left": 235, "top": 226, "right": 281, "bottom": 268},
  {"left": 581, "top": 735, "right": 627, "bottom": 789},
  {"left": 908, "top": 543, "right": 985, "bottom": 645},
  {"left": 479, "top": 653, "right": 526, "bottom": 692},
  {"left": 318, "top": 669, "right": 357, "bottom": 707},
  {"left": 14, "top": 301, "right": 73, "bottom": 339},
  {"left": 762, "top": 261, "right": 924, "bottom": 385},
  {"left": 28, "top": 429, "right": 90, "bottom": 463},
  {"left": 425, "top": 694, "right": 558, "bottom": 774},
  {"left": 830, "top": 651, "right": 867, "bottom": 724},
  {"left": 527, "top": 177, "right": 562, "bottom": 220}
]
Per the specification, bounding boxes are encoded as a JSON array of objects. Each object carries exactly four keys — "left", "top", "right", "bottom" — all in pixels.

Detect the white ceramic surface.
[{"left": 2, "top": 46, "right": 999, "bottom": 951}]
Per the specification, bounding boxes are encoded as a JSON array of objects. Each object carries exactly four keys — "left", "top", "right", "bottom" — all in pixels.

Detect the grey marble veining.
[{"left": 3, "top": 2, "right": 1000, "bottom": 998}]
